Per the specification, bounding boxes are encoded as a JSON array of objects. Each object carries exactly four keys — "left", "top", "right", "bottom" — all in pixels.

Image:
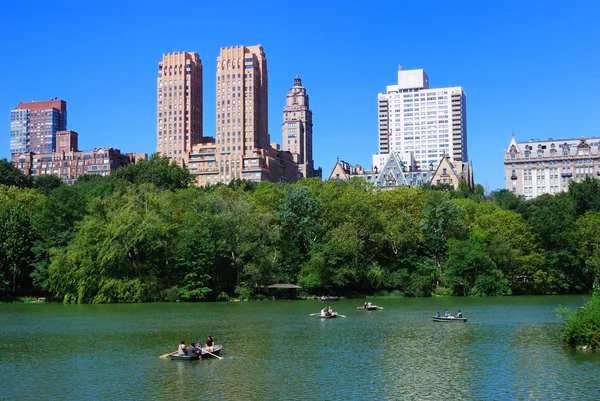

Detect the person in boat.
[
  {"left": 436, "top": 312, "right": 441, "bottom": 318},
  {"left": 364, "top": 301, "right": 368, "bottom": 308},
  {"left": 187, "top": 342, "right": 198, "bottom": 357},
  {"left": 327, "top": 306, "right": 333, "bottom": 316},
  {"left": 321, "top": 307, "right": 327, "bottom": 316},
  {"left": 456, "top": 310, "right": 463, "bottom": 318},
  {"left": 177, "top": 340, "right": 187, "bottom": 356},
  {"left": 206, "top": 335, "right": 214, "bottom": 352},
  {"left": 444, "top": 309, "right": 450, "bottom": 318},
  {"left": 367, "top": 301, "right": 372, "bottom": 307}
]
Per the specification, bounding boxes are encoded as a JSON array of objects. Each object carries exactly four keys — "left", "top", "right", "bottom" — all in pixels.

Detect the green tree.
[
  {"left": 0, "top": 158, "right": 33, "bottom": 188},
  {"left": 419, "top": 193, "right": 465, "bottom": 280},
  {"left": 33, "top": 175, "right": 63, "bottom": 195},
  {"left": 572, "top": 212, "right": 600, "bottom": 289},
  {"left": 569, "top": 177, "right": 600, "bottom": 215},
  {"left": 30, "top": 185, "right": 88, "bottom": 290},
  {"left": 0, "top": 202, "right": 34, "bottom": 294},
  {"left": 277, "top": 186, "right": 322, "bottom": 256},
  {"left": 47, "top": 184, "right": 178, "bottom": 303},
  {"left": 110, "top": 154, "right": 194, "bottom": 191},
  {"left": 445, "top": 230, "right": 504, "bottom": 296}
]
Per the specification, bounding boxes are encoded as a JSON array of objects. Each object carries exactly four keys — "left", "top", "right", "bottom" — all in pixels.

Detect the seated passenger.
[
  {"left": 364, "top": 302, "right": 368, "bottom": 308},
  {"left": 456, "top": 310, "right": 463, "bottom": 318},
  {"left": 187, "top": 342, "right": 197, "bottom": 357},
  {"left": 367, "top": 302, "right": 372, "bottom": 307},
  {"left": 444, "top": 309, "right": 450, "bottom": 318},
  {"left": 177, "top": 341, "right": 186, "bottom": 356},
  {"left": 436, "top": 312, "right": 441, "bottom": 318}
]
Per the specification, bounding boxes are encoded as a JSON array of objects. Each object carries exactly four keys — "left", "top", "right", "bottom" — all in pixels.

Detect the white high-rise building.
[{"left": 373, "top": 66, "right": 467, "bottom": 171}]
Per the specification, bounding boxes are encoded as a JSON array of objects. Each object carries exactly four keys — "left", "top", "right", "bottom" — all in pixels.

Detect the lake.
[{"left": 0, "top": 296, "right": 598, "bottom": 400}]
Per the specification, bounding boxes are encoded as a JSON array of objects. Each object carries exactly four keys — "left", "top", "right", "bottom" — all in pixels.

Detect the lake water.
[{"left": 0, "top": 296, "right": 598, "bottom": 400}]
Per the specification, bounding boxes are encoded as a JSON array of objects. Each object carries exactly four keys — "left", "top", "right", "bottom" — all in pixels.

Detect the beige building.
[
  {"left": 182, "top": 45, "right": 300, "bottom": 185},
  {"left": 282, "top": 76, "right": 321, "bottom": 178},
  {"left": 12, "top": 130, "right": 143, "bottom": 184},
  {"left": 156, "top": 52, "right": 203, "bottom": 165},
  {"left": 430, "top": 156, "right": 474, "bottom": 190},
  {"left": 505, "top": 135, "right": 600, "bottom": 199}
]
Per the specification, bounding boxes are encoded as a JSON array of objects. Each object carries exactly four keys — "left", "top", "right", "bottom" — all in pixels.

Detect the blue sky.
[{"left": 2, "top": 0, "right": 599, "bottom": 191}]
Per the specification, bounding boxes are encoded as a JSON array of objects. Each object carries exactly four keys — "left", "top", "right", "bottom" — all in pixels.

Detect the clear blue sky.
[{"left": 2, "top": 0, "right": 599, "bottom": 192}]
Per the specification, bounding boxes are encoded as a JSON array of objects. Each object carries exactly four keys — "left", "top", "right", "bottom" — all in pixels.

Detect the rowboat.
[
  {"left": 357, "top": 305, "right": 379, "bottom": 310},
  {"left": 320, "top": 296, "right": 340, "bottom": 301},
  {"left": 431, "top": 316, "right": 467, "bottom": 323},
  {"left": 318, "top": 312, "right": 338, "bottom": 319},
  {"left": 169, "top": 344, "right": 223, "bottom": 360}
]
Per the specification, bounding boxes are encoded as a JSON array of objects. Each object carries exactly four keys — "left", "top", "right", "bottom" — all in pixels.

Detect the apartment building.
[
  {"left": 505, "top": 135, "right": 600, "bottom": 199},
  {"left": 10, "top": 99, "right": 67, "bottom": 155},
  {"left": 374, "top": 66, "right": 467, "bottom": 171}
]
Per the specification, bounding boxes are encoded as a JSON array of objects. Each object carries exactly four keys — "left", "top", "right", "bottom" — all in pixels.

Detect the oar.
[
  {"left": 337, "top": 314, "right": 347, "bottom": 318},
  {"left": 377, "top": 306, "right": 384, "bottom": 310},
  {"left": 159, "top": 351, "right": 177, "bottom": 359},
  {"left": 309, "top": 313, "right": 321, "bottom": 316},
  {"left": 203, "top": 350, "right": 222, "bottom": 360}
]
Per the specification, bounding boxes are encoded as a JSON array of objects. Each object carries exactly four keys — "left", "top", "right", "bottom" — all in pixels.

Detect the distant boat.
[
  {"left": 357, "top": 305, "right": 380, "bottom": 310},
  {"left": 432, "top": 316, "right": 467, "bottom": 323},
  {"left": 320, "top": 296, "right": 341, "bottom": 301},
  {"left": 169, "top": 344, "right": 223, "bottom": 360}
]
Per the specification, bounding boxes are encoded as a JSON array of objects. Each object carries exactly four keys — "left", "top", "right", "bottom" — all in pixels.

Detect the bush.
[{"left": 560, "top": 298, "right": 600, "bottom": 348}]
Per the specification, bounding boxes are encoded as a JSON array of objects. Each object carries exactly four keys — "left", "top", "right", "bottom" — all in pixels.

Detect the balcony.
[
  {"left": 561, "top": 172, "right": 572, "bottom": 177},
  {"left": 511, "top": 174, "right": 518, "bottom": 180}
]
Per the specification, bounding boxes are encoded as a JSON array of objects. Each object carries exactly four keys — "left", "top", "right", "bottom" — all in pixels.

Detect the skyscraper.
[
  {"left": 10, "top": 99, "right": 67, "bottom": 155},
  {"left": 215, "top": 45, "right": 269, "bottom": 154},
  {"left": 373, "top": 66, "right": 467, "bottom": 171},
  {"left": 156, "top": 51, "right": 203, "bottom": 164},
  {"left": 186, "top": 45, "right": 299, "bottom": 185},
  {"left": 282, "top": 76, "right": 320, "bottom": 178}
]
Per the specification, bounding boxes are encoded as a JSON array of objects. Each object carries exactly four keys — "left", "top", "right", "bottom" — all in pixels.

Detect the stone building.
[{"left": 505, "top": 134, "right": 600, "bottom": 199}]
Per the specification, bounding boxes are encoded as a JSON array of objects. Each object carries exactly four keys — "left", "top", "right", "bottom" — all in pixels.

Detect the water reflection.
[{"left": 0, "top": 296, "right": 598, "bottom": 400}]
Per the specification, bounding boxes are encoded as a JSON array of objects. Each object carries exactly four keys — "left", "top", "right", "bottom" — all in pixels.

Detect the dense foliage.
[
  {"left": 1, "top": 156, "right": 599, "bottom": 303},
  {"left": 559, "top": 285, "right": 600, "bottom": 348}
]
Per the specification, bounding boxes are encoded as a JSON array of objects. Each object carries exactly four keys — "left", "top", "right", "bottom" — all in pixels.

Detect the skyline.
[{"left": 2, "top": 1, "right": 599, "bottom": 191}]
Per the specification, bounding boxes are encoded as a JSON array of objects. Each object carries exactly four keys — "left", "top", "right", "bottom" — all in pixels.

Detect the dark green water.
[{"left": 0, "top": 296, "right": 598, "bottom": 400}]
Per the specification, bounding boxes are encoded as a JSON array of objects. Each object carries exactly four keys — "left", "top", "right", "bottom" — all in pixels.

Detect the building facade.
[
  {"left": 12, "top": 130, "right": 142, "bottom": 184},
  {"left": 329, "top": 152, "right": 436, "bottom": 189},
  {"left": 282, "top": 76, "right": 320, "bottom": 178},
  {"left": 156, "top": 52, "right": 203, "bottom": 165},
  {"left": 10, "top": 99, "right": 67, "bottom": 155},
  {"left": 505, "top": 135, "right": 600, "bottom": 199},
  {"left": 183, "top": 45, "right": 300, "bottom": 185},
  {"left": 374, "top": 66, "right": 467, "bottom": 171},
  {"left": 430, "top": 156, "right": 474, "bottom": 190}
]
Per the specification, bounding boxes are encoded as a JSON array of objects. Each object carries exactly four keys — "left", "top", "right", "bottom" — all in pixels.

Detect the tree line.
[{"left": 1, "top": 156, "right": 599, "bottom": 303}]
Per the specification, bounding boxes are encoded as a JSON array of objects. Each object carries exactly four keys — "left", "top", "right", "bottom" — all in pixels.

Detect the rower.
[{"left": 206, "top": 335, "right": 214, "bottom": 352}]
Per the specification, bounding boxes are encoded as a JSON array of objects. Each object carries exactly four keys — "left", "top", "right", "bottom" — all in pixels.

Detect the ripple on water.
[{"left": 1, "top": 297, "right": 599, "bottom": 400}]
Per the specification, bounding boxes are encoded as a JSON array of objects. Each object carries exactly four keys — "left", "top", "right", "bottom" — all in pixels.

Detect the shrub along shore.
[{"left": 1, "top": 156, "right": 599, "bottom": 308}]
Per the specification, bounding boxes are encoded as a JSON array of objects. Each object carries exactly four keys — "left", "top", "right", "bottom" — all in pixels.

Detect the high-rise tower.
[
  {"left": 187, "top": 45, "right": 300, "bottom": 186},
  {"left": 215, "top": 45, "right": 269, "bottom": 154},
  {"left": 374, "top": 66, "right": 467, "bottom": 171},
  {"left": 10, "top": 99, "right": 67, "bottom": 155},
  {"left": 282, "top": 76, "right": 319, "bottom": 178},
  {"left": 156, "top": 51, "right": 203, "bottom": 164}
]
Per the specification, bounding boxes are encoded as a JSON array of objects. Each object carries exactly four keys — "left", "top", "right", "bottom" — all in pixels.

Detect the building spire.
[{"left": 294, "top": 75, "right": 302, "bottom": 87}]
